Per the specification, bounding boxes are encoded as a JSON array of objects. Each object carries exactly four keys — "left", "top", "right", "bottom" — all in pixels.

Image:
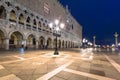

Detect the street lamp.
[
  {"left": 49, "top": 19, "right": 65, "bottom": 55},
  {"left": 88, "top": 42, "right": 93, "bottom": 47},
  {"left": 82, "top": 38, "right": 88, "bottom": 48}
]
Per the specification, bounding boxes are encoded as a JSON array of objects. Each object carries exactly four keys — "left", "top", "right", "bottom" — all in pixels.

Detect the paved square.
[{"left": 0, "top": 49, "right": 120, "bottom": 80}]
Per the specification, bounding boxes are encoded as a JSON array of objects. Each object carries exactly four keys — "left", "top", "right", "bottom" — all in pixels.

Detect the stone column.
[
  {"left": 93, "top": 36, "right": 96, "bottom": 47},
  {"left": 6, "top": 11, "right": 10, "bottom": 27},
  {"left": 44, "top": 39, "right": 47, "bottom": 49},
  {"left": 23, "top": 39, "right": 27, "bottom": 48},
  {"left": 16, "top": 14, "right": 19, "bottom": 29},
  {"left": 36, "top": 21, "right": 38, "bottom": 32},
  {"left": 72, "top": 42, "right": 74, "bottom": 48},
  {"left": 51, "top": 39, "right": 53, "bottom": 49},
  {"left": 24, "top": 22, "right": 26, "bottom": 30},
  {"left": 5, "top": 38, "right": 9, "bottom": 50},
  {"left": 30, "top": 24, "right": 32, "bottom": 31},
  {"left": 36, "top": 40, "right": 39, "bottom": 49},
  {"left": 114, "top": 32, "right": 119, "bottom": 47}
]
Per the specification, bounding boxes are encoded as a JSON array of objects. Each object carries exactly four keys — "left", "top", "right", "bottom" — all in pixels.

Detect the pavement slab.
[
  {"left": 0, "top": 69, "right": 11, "bottom": 77},
  {"left": 0, "top": 49, "right": 120, "bottom": 80},
  {"left": 0, "top": 74, "right": 21, "bottom": 80}
]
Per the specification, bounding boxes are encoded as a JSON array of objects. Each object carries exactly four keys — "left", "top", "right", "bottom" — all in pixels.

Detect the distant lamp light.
[
  {"left": 83, "top": 38, "right": 86, "bottom": 43},
  {"left": 49, "top": 23, "right": 53, "bottom": 28},
  {"left": 10, "top": 22, "right": 16, "bottom": 25},
  {"left": 60, "top": 23, "right": 65, "bottom": 29},
  {"left": 88, "top": 42, "right": 90, "bottom": 45},
  {"left": 67, "top": 20, "right": 69, "bottom": 23},
  {"left": 55, "top": 19, "right": 59, "bottom": 25},
  {"left": 118, "top": 43, "right": 120, "bottom": 46},
  {"left": 56, "top": 27, "right": 60, "bottom": 31},
  {"left": 107, "top": 45, "right": 109, "bottom": 48},
  {"left": 112, "top": 44, "right": 115, "bottom": 47},
  {"left": 98, "top": 45, "right": 101, "bottom": 47}
]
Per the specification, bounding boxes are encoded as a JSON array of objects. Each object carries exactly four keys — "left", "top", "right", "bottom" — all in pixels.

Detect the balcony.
[
  {"left": 18, "top": 21, "right": 24, "bottom": 29},
  {"left": 38, "top": 27, "right": 41, "bottom": 32},
  {"left": 9, "top": 19, "right": 16, "bottom": 23},
  {"left": 26, "top": 23, "right": 31, "bottom": 30},
  {"left": 32, "top": 26, "right": 37, "bottom": 31},
  {"left": 9, "top": 21, "right": 16, "bottom": 29},
  {"left": 19, "top": 21, "right": 24, "bottom": 25}
]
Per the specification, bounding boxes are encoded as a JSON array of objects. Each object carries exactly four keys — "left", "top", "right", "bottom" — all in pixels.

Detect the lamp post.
[
  {"left": 114, "top": 32, "right": 119, "bottom": 47},
  {"left": 49, "top": 19, "right": 65, "bottom": 55},
  {"left": 82, "top": 38, "right": 88, "bottom": 48}
]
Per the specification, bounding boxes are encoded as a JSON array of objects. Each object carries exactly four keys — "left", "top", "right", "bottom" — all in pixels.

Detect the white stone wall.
[{"left": 0, "top": 0, "right": 82, "bottom": 50}]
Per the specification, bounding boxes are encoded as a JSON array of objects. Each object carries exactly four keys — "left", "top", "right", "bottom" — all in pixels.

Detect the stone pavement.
[{"left": 0, "top": 48, "right": 120, "bottom": 80}]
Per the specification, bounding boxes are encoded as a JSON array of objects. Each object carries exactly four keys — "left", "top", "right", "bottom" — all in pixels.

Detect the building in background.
[{"left": 0, "top": 0, "right": 82, "bottom": 50}]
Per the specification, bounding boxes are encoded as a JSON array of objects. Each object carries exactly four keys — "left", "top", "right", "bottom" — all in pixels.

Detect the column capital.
[
  {"left": 114, "top": 32, "right": 119, "bottom": 38},
  {"left": 93, "top": 36, "right": 96, "bottom": 39}
]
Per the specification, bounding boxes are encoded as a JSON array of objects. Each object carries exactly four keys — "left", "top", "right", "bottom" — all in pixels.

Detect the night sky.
[{"left": 59, "top": 0, "right": 120, "bottom": 45}]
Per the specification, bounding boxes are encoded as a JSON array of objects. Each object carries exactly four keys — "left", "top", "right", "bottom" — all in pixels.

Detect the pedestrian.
[{"left": 20, "top": 45, "right": 24, "bottom": 56}]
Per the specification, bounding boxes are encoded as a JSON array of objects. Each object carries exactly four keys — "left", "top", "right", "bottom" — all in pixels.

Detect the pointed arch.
[
  {"left": 39, "top": 36, "right": 45, "bottom": 48},
  {"left": 33, "top": 19, "right": 37, "bottom": 26},
  {"left": 26, "top": 34, "right": 36, "bottom": 48},
  {"left": 66, "top": 41, "right": 67, "bottom": 48},
  {"left": 19, "top": 13, "right": 25, "bottom": 24},
  {"left": 58, "top": 39, "right": 61, "bottom": 48},
  {"left": 38, "top": 21, "right": 42, "bottom": 31},
  {"left": 9, "top": 10, "right": 17, "bottom": 22},
  {"left": 9, "top": 31, "right": 23, "bottom": 49},
  {"left": 26, "top": 16, "right": 31, "bottom": 23},
  {"left": 26, "top": 16, "right": 31, "bottom": 29},
  {"left": 0, "top": 5, "right": 6, "bottom": 19},
  {"left": 62, "top": 40, "right": 64, "bottom": 48},
  {"left": 0, "top": 29, "right": 5, "bottom": 49},
  {"left": 38, "top": 21, "right": 42, "bottom": 27},
  {"left": 46, "top": 37, "right": 52, "bottom": 48}
]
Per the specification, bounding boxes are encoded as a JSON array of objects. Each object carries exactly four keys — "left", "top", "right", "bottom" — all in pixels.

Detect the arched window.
[
  {"left": 15, "top": 6, "right": 20, "bottom": 10},
  {"left": 38, "top": 21, "right": 41, "bottom": 31},
  {"left": 19, "top": 14, "right": 25, "bottom": 24},
  {"left": 9, "top": 10, "right": 16, "bottom": 22},
  {"left": 39, "top": 21, "right": 41, "bottom": 27},
  {"left": 26, "top": 17, "right": 30, "bottom": 23},
  {"left": 0, "top": 6, "right": 6, "bottom": 19},
  {"left": 33, "top": 19, "right": 37, "bottom": 30},
  {"left": 33, "top": 19, "right": 36, "bottom": 26},
  {"left": 5, "top": 2, "right": 11, "bottom": 6},
  {"left": 43, "top": 23, "right": 45, "bottom": 27}
]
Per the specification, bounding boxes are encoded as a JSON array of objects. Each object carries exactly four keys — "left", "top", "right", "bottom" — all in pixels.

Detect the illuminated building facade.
[{"left": 0, "top": 0, "right": 82, "bottom": 50}]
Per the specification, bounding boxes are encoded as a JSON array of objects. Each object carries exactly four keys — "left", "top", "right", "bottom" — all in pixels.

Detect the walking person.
[{"left": 20, "top": 45, "right": 24, "bottom": 56}]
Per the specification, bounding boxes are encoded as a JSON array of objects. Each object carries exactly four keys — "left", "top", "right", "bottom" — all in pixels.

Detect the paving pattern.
[{"left": 0, "top": 49, "right": 120, "bottom": 80}]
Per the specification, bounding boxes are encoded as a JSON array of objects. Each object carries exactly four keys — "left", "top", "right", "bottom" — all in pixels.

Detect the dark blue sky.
[{"left": 59, "top": 0, "right": 120, "bottom": 45}]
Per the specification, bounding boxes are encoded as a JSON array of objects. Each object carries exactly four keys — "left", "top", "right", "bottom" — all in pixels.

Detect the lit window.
[{"left": 44, "top": 3, "right": 50, "bottom": 14}]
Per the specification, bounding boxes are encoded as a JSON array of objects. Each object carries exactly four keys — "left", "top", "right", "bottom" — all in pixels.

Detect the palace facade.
[{"left": 0, "top": 0, "right": 82, "bottom": 50}]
